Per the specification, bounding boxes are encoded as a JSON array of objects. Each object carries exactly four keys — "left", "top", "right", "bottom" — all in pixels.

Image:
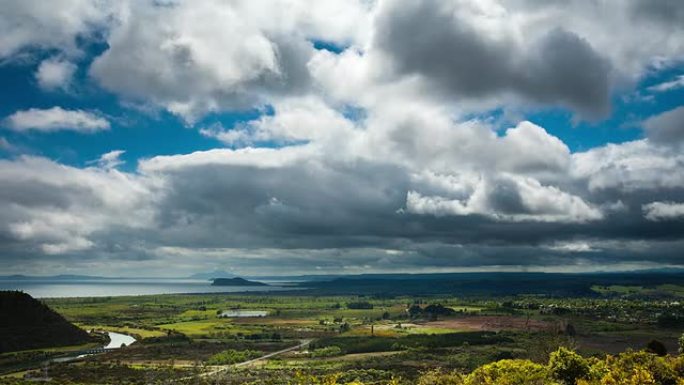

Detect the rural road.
[{"left": 200, "top": 339, "right": 312, "bottom": 377}]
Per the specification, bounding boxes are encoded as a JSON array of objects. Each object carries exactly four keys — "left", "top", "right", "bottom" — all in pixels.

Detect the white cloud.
[
  {"left": 89, "top": 0, "right": 370, "bottom": 122},
  {"left": 643, "top": 201, "right": 684, "bottom": 221},
  {"left": 547, "top": 241, "right": 599, "bottom": 253},
  {"left": 0, "top": 156, "right": 156, "bottom": 255},
  {"left": 648, "top": 75, "right": 684, "bottom": 93},
  {"left": 200, "top": 97, "right": 356, "bottom": 146},
  {"left": 572, "top": 139, "right": 684, "bottom": 192},
  {"left": 35, "top": 57, "right": 77, "bottom": 91},
  {"left": 405, "top": 174, "right": 602, "bottom": 223},
  {"left": 4, "top": 107, "right": 110, "bottom": 133},
  {"left": 0, "top": 0, "right": 117, "bottom": 58},
  {"left": 89, "top": 150, "right": 126, "bottom": 170}
]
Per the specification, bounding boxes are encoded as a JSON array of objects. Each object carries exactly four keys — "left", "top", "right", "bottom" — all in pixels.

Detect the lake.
[
  {"left": 219, "top": 309, "right": 268, "bottom": 318},
  {"left": 0, "top": 278, "right": 294, "bottom": 298}
]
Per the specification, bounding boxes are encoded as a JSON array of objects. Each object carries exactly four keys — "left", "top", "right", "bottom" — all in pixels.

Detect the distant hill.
[
  {"left": 190, "top": 270, "right": 235, "bottom": 280},
  {"left": 0, "top": 274, "right": 108, "bottom": 280},
  {"left": 0, "top": 291, "right": 91, "bottom": 353},
  {"left": 294, "top": 272, "right": 684, "bottom": 296},
  {"left": 211, "top": 277, "right": 268, "bottom": 286}
]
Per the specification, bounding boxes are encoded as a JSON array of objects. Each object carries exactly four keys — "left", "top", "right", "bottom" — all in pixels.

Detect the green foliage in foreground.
[
  {"left": 205, "top": 349, "right": 261, "bottom": 365},
  {"left": 309, "top": 346, "right": 343, "bottom": 358},
  {"left": 289, "top": 348, "right": 684, "bottom": 385}
]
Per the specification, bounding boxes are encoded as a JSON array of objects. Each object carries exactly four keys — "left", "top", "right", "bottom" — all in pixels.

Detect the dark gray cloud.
[
  {"left": 373, "top": 1, "right": 611, "bottom": 118},
  {"left": 643, "top": 106, "right": 684, "bottom": 145},
  {"left": 631, "top": 0, "right": 684, "bottom": 25}
]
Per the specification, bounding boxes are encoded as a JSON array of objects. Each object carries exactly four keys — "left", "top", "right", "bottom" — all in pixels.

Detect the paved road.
[{"left": 200, "top": 339, "right": 312, "bottom": 377}]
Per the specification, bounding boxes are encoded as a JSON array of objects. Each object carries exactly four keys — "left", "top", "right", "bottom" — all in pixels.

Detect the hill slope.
[{"left": 0, "top": 291, "right": 91, "bottom": 353}]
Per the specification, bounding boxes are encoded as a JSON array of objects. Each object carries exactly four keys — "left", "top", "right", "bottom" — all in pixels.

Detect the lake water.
[
  {"left": 104, "top": 331, "right": 136, "bottom": 349},
  {"left": 0, "top": 278, "right": 293, "bottom": 298},
  {"left": 219, "top": 310, "right": 268, "bottom": 318}
]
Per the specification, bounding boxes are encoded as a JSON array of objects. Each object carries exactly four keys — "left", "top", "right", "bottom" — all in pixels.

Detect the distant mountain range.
[{"left": 0, "top": 274, "right": 110, "bottom": 280}]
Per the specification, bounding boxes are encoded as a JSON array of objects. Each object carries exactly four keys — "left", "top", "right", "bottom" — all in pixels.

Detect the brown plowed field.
[{"left": 423, "top": 316, "right": 554, "bottom": 332}]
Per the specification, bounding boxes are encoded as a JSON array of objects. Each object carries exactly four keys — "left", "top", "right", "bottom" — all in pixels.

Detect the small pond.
[{"left": 219, "top": 310, "right": 268, "bottom": 318}]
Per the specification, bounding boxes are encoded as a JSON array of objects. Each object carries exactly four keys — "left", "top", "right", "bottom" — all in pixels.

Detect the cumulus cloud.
[
  {"left": 0, "top": 156, "right": 156, "bottom": 257},
  {"left": 200, "top": 97, "right": 355, "bottom": 146},
  {"left": 643, "top": 106, "right": 684, "bottom": 145},
  {"left": 4, "top": 107, "right": 110, "bottom": 133},
  {"left": 35, "top": 57, "right": 77, "bottom": 91},
  {"left": 373, "top": 1, "right": 611, "bottom": 117},
  {"left": 89, "top": 0, "right": 370, "bottom": 122},
  {"left": 643, "top": 201, "right": 684, "bottom": 221},
  {"left": 405, "top": 174, "right": 602, "bottom": 223},
  {"left": 572, "top": 139, "right": 684, "bottom": 192},
  {"left": 0, "top": 0, "right": 116, "bottom": 58}
]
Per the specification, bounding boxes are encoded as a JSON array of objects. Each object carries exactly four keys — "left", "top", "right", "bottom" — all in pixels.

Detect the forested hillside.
[{"left": 0, "top": 291, "right": 91, "bottom": 353}]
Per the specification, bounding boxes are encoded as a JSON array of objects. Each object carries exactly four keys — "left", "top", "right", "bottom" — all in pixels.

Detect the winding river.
[{"left": 51, "top": 331, "right": 136, "bottom": 363}]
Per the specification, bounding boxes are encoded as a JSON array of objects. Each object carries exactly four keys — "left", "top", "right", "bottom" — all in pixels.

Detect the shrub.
[
  {"left": 206, "top": 349, "right": 261, "bottom": 365},
  {"left": 548, "top": 347, "right": 590, "bottom": 385},
  {"left": 646, "top": 339, "right": 668, "bottom": 356},
  {"left": 417, "top": 369, "right": 464, "bottom": 385},
  {"left": 310, "top": 346, "right": 343, "bottom": 358},
  {"left": 463, "top": 359, "right": 551, "bottom": 385}
]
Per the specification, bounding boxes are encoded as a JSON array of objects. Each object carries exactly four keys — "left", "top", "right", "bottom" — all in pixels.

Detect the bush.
[
  {"left": 205, "top": 349, "right": 261, "bottom": 365},
  {"left": 548, "top": 347, "right": 590, "bottom": 385},
  {"left": 286, "top": 348, "right": 684, "bottom": 385},
  {"left": 417, "top": 369, "right": 464, "bottom": 385},
  {"left": 463, "top": 359, "right": 550, "bottom": 385},
  {"left": 646, "top": 339, "right": 668, "bottom": 356},
  {"left": 309, "top": 346, "right": 342, "bottom": 358}
]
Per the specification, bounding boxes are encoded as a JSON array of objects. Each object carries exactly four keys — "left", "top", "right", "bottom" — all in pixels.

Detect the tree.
[
  {"left": 564, "top": 323, "right": 576, "bottom": 337},
  {"left": 408, "top": 304, "right": 422, "bottom": 318},
  {"left": 679, "top": 333, "right": 684, "bottom": 355},
  {"left": 646, "top": 339, "right": 667, "bottom": 356}
]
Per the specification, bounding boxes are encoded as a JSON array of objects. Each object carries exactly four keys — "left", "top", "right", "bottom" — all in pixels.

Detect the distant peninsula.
[{"left": 211, "top": 277, "right": 269, "bottom": 286}]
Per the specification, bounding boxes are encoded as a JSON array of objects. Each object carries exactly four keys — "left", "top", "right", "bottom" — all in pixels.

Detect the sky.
[{"left": 0, "top": 0, "right": 684, "bottom": 277}]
